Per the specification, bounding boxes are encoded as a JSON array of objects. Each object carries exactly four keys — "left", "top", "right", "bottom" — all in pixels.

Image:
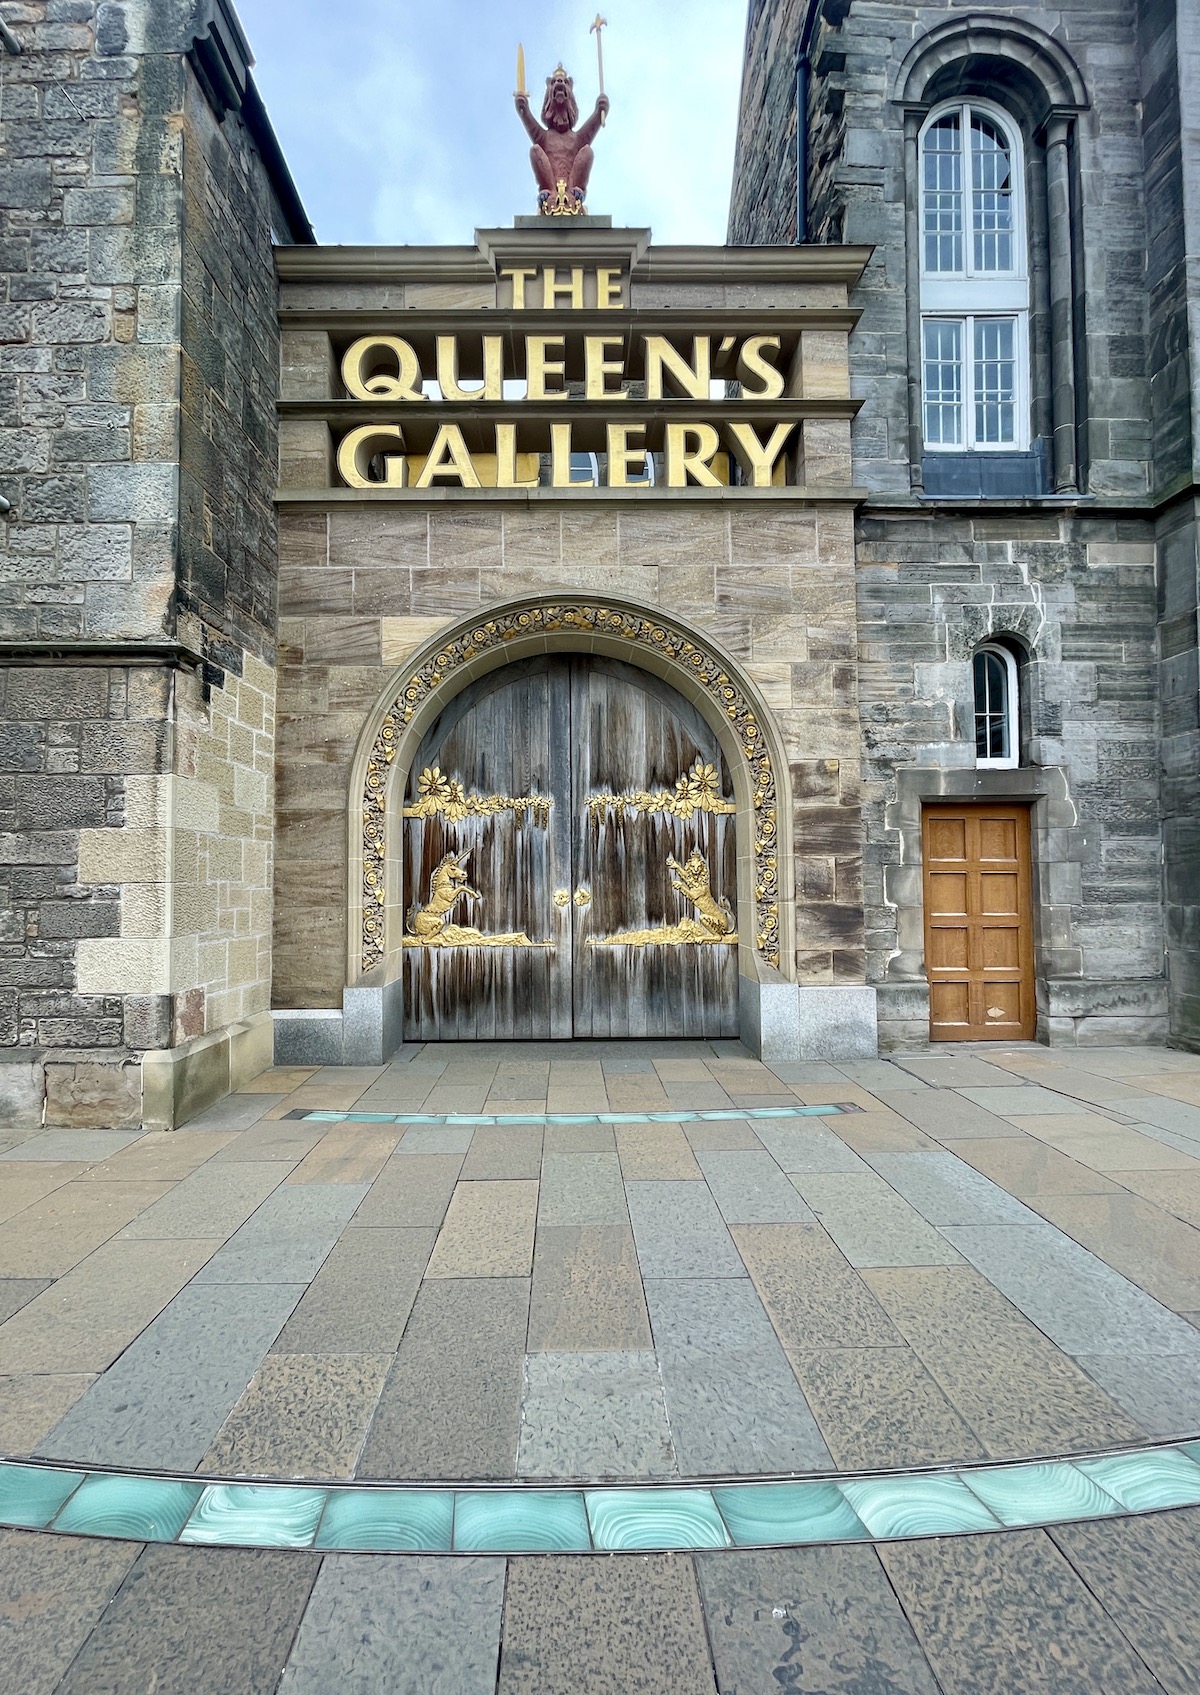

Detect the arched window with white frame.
[
  {"left": 973, "top": 642, "right": 1020, "bottom": 767},
  {"left": 919, "top": 101, "right": 1029, "bottom": 453}
]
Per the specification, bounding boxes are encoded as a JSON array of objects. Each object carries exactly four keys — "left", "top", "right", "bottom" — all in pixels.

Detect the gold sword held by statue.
[{"left": 516, "top": 42, "right": 526, "bottom": 98}]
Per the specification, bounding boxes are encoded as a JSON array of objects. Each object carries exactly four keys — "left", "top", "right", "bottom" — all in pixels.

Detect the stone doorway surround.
[{"left": 272, "top": 595, "right": 877, "bottom": 1068}]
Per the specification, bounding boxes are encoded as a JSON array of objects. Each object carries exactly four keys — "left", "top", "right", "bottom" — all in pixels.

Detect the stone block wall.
[{"left": 0, "top": 0, "right": 305, "bottom": 1121}]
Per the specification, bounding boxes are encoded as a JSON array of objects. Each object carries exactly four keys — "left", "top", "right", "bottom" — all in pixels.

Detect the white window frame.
[
  {"left": 919, "top": 99, "right": 1030, "bottom": 453},
  {"left": 973, "top": 642, "right": 1020, "bottom": 769}
]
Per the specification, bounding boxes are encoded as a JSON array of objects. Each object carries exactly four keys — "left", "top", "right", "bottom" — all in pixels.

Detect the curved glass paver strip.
[
  {"left": 4, "top": 1443, "right": 1200, "bottom": 1554},
  {"left": 297, "top": 1105, "right": 852, "bottom": 1126}
]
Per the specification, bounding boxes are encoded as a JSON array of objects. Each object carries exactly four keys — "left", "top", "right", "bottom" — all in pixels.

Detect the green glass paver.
[
  {"left": 715, "top": 1481, "right": 869, "bottom": 1545},
  {"left": 53, "top": 1474, "right": 202, "bottom": 1541},
  {"left": 316, "top": 1489, "right": 453, "bottom": 1551},
  {"left": 452, "top": 1490, "right": 591, "bottom": 1552},
  {"left": 963, "top": 1463, "right": 1122, "bottom": 1528},
  {"left": 587, "top": 1488, "right": 730, "bottom": 1550},
  {"left": 0, "top": 1463, "right": 83, "bottom": 1528},
  {"left": 840, "top": 1474, "right": 1000, "bottom": 1538},
  {"left": 180, "top": 1483, "right": 327, "bottom": 1547},
  {"left": 1078, "top": 1449, "right": 1200, "bottom": 1512}
]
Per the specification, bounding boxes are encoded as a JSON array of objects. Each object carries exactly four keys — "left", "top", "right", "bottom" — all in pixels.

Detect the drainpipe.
[{"left": 794, "top": 4, "right": 819, "bottom": 244}]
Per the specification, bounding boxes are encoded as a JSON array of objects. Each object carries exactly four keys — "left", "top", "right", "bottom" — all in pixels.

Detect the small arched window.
[
  {"left": 973, "top": 643, "right": 1020, "bottom": 767},
  {"left": 919, "top": 101, "right": 1029, "bottom": 452}
]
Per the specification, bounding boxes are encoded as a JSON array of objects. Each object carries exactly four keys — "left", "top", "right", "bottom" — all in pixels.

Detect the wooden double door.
[
  {"left": 922, "top": 802, "right": 1036, "bottom": 1041},
  {"left": 401, "top": 656, "right": 739, "bottom": 1040}
]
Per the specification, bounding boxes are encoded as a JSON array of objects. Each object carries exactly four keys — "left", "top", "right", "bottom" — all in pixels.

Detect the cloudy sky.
[{"left": 233, "top": 0, "right": 749, "bottom": 246}]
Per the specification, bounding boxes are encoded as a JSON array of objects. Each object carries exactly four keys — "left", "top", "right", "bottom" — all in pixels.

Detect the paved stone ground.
[{"left": 6, "top": 1039, "right": 1200, "bottom": 1689}]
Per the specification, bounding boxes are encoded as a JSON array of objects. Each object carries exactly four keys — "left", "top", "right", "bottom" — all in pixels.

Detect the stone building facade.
[
  {"left": 0, "top": 0, "right": 310, "bottom": 1126},
  {"left": 730, "top": 0, "right": 1199, "bottom": 1051}
]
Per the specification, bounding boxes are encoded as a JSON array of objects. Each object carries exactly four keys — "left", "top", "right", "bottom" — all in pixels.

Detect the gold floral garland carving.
[
  {"left": 361, "top": 605, "right": 780, "bottom": 972},
  {"left": 403, "top": 765, "right": 552, "bottom": 827},
  {"left": 586, "top": 758, "right": 735, "bottom": 822}
]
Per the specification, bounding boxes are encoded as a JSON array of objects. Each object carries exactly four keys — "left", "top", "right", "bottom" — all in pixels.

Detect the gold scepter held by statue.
[
  {"left": 516, "top": 42, "right": 526, "bottom": 97},
  {"left": 590, "top": 15, "right": 607, "bottom": 122}
]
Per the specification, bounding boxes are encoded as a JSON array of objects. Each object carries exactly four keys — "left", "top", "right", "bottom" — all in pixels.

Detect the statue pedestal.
[{"left": 515, "top": 214, "right": 613, "bottom": 229}]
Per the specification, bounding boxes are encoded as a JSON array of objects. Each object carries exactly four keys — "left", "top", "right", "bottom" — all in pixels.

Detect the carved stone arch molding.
[
  {"left": 893, "top": 14, "right": 1089, "bottom": 120},
  {"left": 348, "top": 596, "right": 795, "bottom": 984}
]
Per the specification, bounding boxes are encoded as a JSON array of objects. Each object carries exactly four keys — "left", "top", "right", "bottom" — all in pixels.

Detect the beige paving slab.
[
  {"left": 614, "top": 1122, "right": 702, "bottom": 1180},
  {"left": 1026, "top": 1128, "right": 1200, "bottom": 1172},
  {"left": 425, "top": 1179, "right": 539, "bottom": 1277},
  {"left": 651, "top": 1059, "right": 715, "bottom": 1081},
  {"left": 732, "top": 1223, "right": 901, "bottom": 1350},
  {"left": 421, "top": 1084, "right": 497, "bottom": 1114},
  {"left": 543, "top": 1122, "right": 616, "bottom": 1154},
  {"left": 212, "top": 1124, "right": 325, "bottom": 1163},
  {"left": 0, "top": 1372, "right": 96, "bottom": 1455},
  {"left": 863, "top": 1265, "right": 1144, "bottom": 1457},
  {"left": 791, "top": 1082, "right": 890, "bottom": 1111},
  {"left": 604, "top": 1077, "right": 672, "bottom": 1110},
  {"left": 0, "top": 1236, "right": 220, "bottom": 1374},
  {"left": 527, "top": 1223, "right": 652, "bottom": 1351},
  {"left": 789, "top": 1172, "right": 962, "bottom": 1268},
  {"left": 201, "top": 1352, "right": 392, "bottom": 1478},
  {"left": 80, "top": 1132, "right": 235, "bottom": 1183},
  {"left": 546, "top": 1090, "right": 611, "bottom": 1113},
  {"left": 284, "top": 1127, "right": 401, "bottom": 1185},
  {"left": 792, "top": 1345, "right": 988, "bottom": 1470},
  {"left": 1109, "top": 1168, "right": 1200, "bottom": 1229},
  {"left": 118, "top": 1161, "right": 285, "bottom": 1242},
  {"left": 943, "top": 1137, "right": 1121, "bottom": 1197},
  {"left": 259, "top": 1083, "right": 372, "bottom": 1117},
  {"left": 0, "top": 1180, "right": 174, "bottom": 1277},
  {"left": 238, "top": 1067, "right": 319, "bottom": 1093},
  {"left": 1009, "top": 1111, "right": 1139, "bottom": 1137},
  {"left": 0, "top": 1163, "right": 90, "bottom": 1224},
  {"left": 827, "top": 1112, "right": 942, "bottom": 1155},
  {"left": 1029, "top": 1190, "right": 1200, "bottom": 1313},
  {"left": 1120, "top": 1072, "right": 1200, "bottom": 1105},
  {"left": 479, "top": 1099, "right": 548, "bottom": 1118},
  {"left": 682, "top": 1120, "right": 764, "bottom": 1151}
]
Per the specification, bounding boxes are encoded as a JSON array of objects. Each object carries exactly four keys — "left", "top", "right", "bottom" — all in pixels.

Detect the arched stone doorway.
[{"left": 344, "top": 596, "right": 797, "bottom": 1048}]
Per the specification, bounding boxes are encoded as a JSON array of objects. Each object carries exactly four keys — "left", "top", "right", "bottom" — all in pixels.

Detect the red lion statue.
[{"left": 515, "top": 64, "right": 609, "bottom": 213}]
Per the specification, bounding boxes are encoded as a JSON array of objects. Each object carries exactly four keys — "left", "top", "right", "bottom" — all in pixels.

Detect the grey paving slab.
[
  {"left": 0, "top": 1129, "right": 142, "bottom": 1162},
  {"left": 766, "top": 1061, "right": 850, "bottom": 1086},
  {"left": 179, "top": 1094, "right": 287, "bottom": 1132},
  {"left": 734, "top": 1224, "right": 902, "bottom": 1350},
  {"left": 790, "top": 1173, "right": 964, "bottom": 1268},
  {"left": 881, "top": 1528, "right": 1167, "bottom": 1695},
  {"left": 956, "top": 1084, "right": 1094, "bottom": 1115},
  {"left": 538, "top": 1151, "right": 627, "bottom": 1226},
  {"left": 396, "top": 1124, "right": 475, "bottom": 1153},
  {"left": 34, "top": 1280, "right": 305, "bottom": 1469},
  {"left": 751, "top": 1120, "right": 868, "bottom": 1173},
  {"left": 1121, "top": 1096, "right": 1200, "bottom": 1136},
  {"left": 279, "top": 1556, "right": 505, "bottom": 1695},
  {"left": 876, "top": 1089, "right": 1033, "bottom": 1139},
  {"left": 272, "top": 1226, "right": 436, "bottom": 1353},
  {"left": 53, "top": 1543, "right": 320, "bottom": 1695},
  {"left": 498, "top": 1555, "right": 717, "bottom": 1695},
  {"left": 697, "top": 1546, "right": 942, "bottom": 1695},
  {"left": 118, "top": 1160, "right": 285, "bottom": 1240},
  {"left": 349, "top": 1153, "right": 463, "bottom": 1226},
  {"left": 695, "top": 1149, "right": 815, "bottom": 1223},
  {"left": 517, "top": 1350, "right": 676, "bottom": 1477},
  {"left": 682, "top": 1119, "right": 764, "bottom": 1151},
  {"left": 865, "top": 1151, "right": 1041, "bottom": 1226},
  {"left": 889, "top": 1055, "right": 1027, "bottom": 1089},
  {"left": 358, "top": 1278, "right": 528, "bottom": 1479},
  {"left": 1073, "top": 1351, "right": 1200, "bottom": 1439},
  {"left": 646, "top": 1276, "right": 832, "bottom": 1472},
  {"left": 212, "top": 1123, "right": 326, "bottom": 1162},
  {"left": 836, "top": 1060, "right": 931, "bottom": 1092},
  {"left": 939, "top": 1223, "right": 1200, "bottom": 1357},
  {"left": 543, "top": 1121, "right": 617, "bottom": 1153},
  {"left": 0, "top": 1277, "right": 51, "bottom": 1323},
  {"left": 0, "top": 1528, "right": 139, "bottom": 1695},
  {"left": 625, "top": 1180, "right": 746, "bottom": 1279},
  {"left": 527, "top": 1223, "right": 652, "bottom": 1352},
  {"left": 1052, "top": 1510, "right": 1200, "bottom": 1695},
  {"left": 193, "top": 1182, "right": 370, "bottom": 1283}
]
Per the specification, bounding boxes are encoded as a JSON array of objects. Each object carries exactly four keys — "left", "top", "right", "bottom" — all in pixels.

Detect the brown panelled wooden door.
[
  {"left": 921, "top": 802, "right": 1035, "bottom": 1042},
  {"left": 401, "top": 656, "right": 739, "bottom": 1040}
]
